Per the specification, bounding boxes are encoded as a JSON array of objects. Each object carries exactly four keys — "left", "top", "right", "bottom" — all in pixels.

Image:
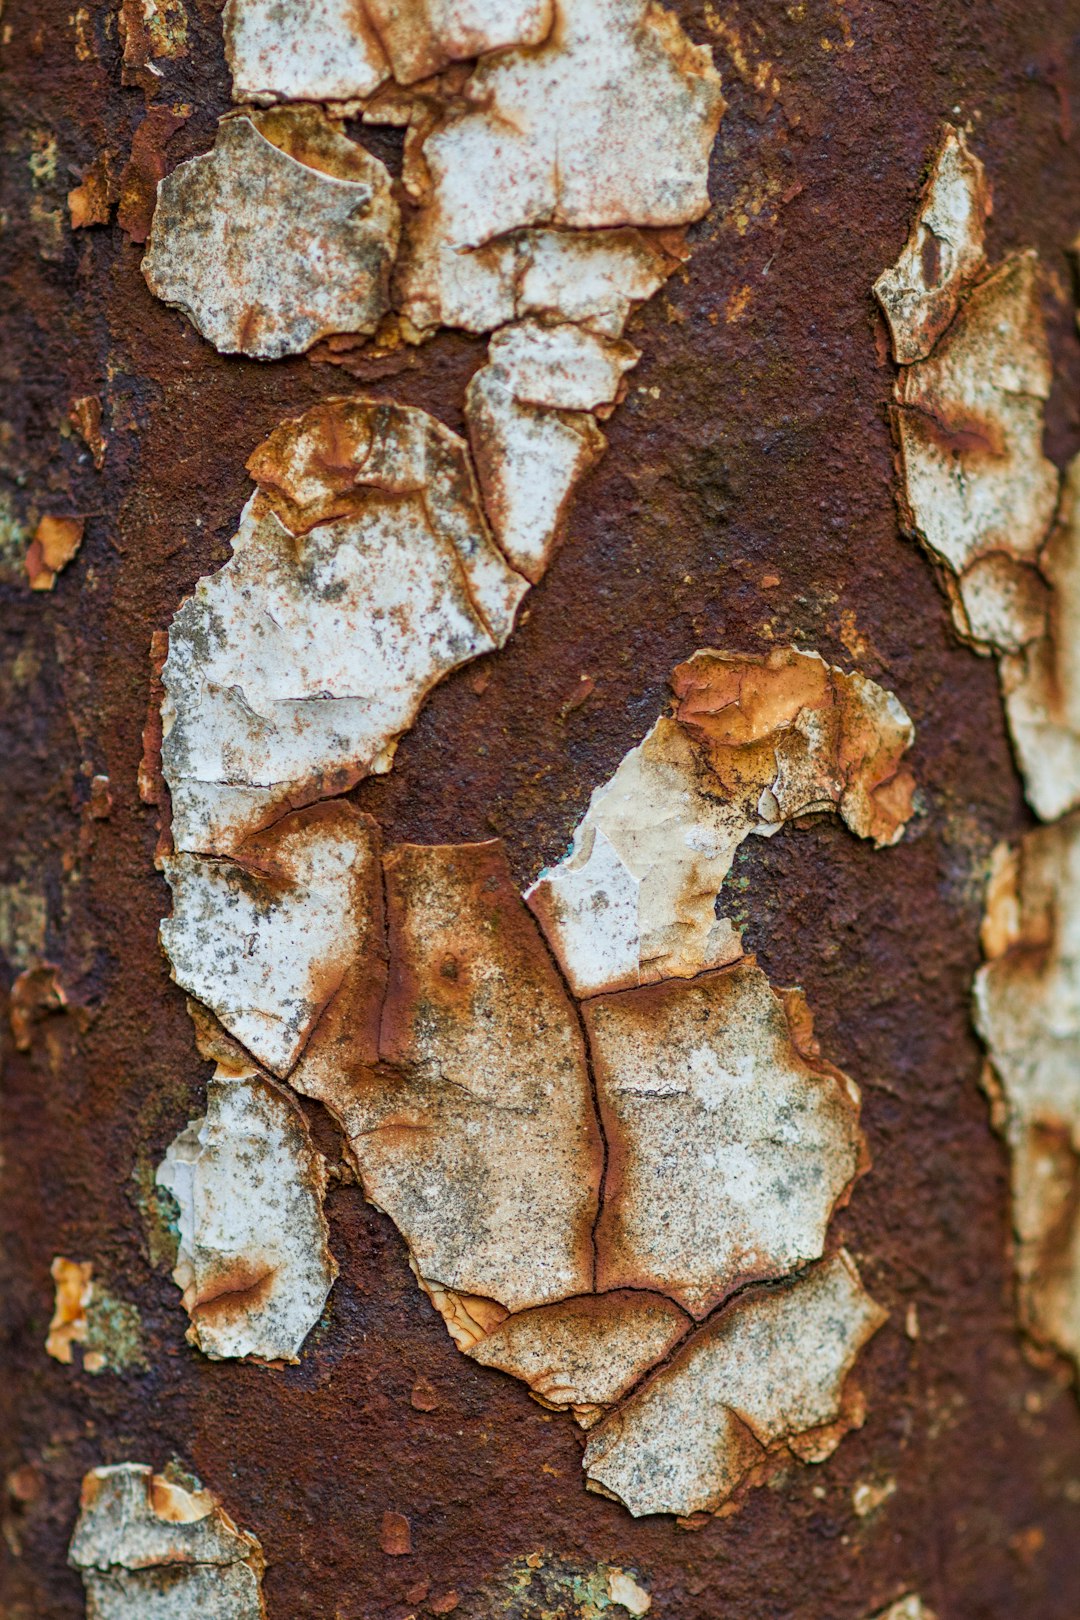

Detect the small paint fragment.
[
  {"left": 68, "top": 154, "right": 115, "bottom": 228},
  {"left": 45, "top": 1257, "right": 93, "bottom": 1364},
  {"left": 160, "top": 804, "right": 382, "bottom": 1076},
  {"left": 156, "top": 1066, "right": 338, "bottom": 1361},
  {"left": 143, "top": 109, "right": 399, "bottom": 357},
  {"left": 581, "top": 1252, "right": 887, "bottom": 1516},
  {"left": 24, "top": 514, "right": 83, "bottom": 590},
  {"left": 380, "top": 1510, "right": 412, "bottom": 1555},
  {"left": 69, "top": 1463, "right": 266, "bottom": 1619},
  {"left": 430, "top": 1592, "right": 460, "bottom": 1615},
  {"left": 1000, "top": 451, "right": 1080, "bottom": 821},
  {"left": 852, "top": 1476, "right": 897, "bottom": 1518},
  {"left": 70, "top": 395, "right": 107, "bottom": 469},
  {"left": 605, "top": 1570, "right": 651, "bottom": 1616},
  {"left": 865, "top": 1599, "right": 938, "bottom": 1620}
]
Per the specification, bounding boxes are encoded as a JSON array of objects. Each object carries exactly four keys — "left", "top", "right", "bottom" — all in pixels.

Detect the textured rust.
[{"left": 4, "top": 0, "right": 1080, "bottom": 1616}]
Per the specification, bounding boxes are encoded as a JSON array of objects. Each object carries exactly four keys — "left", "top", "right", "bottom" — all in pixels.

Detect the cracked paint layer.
[
  {"left": 999, "top": 452, "right": 1080, "bottom": 822},
  {"left": 527, "top": 647, "right": 916, "bottom": 999},
  {"left": 69, "top": 1463, "right": 266, "bottom": 1619},
  {"left": 160, "top": 399, "right": 527, "bottom": 855},
  {"left": 974, "top": 816, "right": 1080, "bottom": 1377},
  {"left": 581, "top": 1251, "right": 887, "bottom": 1517},
  {"left": 156, "top": 1065, "right": 337, "bottom": 1362},
  {"left": 583, "top": 960, "right": 866, "bottom": 1317},
  {"left": 143, "top": 108, "right": 399, "bottom": 359}
]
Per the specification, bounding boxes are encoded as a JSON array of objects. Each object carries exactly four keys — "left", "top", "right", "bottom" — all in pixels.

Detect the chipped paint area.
[
  {"left": 156, "top": 1066, "right": 337, "bottom": 1362},
  {"left": 160, "top": 400, "right": 527, "bottom": 855},
  {"left": 526, "top": 647, "right": 915, "bottom": 998},
  {"left": 974, "top": 816, "right": 1080, "bottom": 1376},
  {"left": 865, "top": 1599, "right": 938, "bottom": 1620},
  {"left": 143, "top": 109, "right": 399, "bottom": 360},
  {"left": 69, "top": 1464, "right": 266, "bottom": 1619},
  {"left": 293, "top": 839, "right": 603, "bottom": 1326},
  {"left": 582, "top": 1252, "right": 886, "bottom": 1517},
  {"left": 160, "top": 804, "right": 381, "bottom": 1075}
]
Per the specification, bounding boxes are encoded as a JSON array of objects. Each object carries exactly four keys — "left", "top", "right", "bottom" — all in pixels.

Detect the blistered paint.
[
  {"left": 143, "top": 109, "right": 399, "bottom": 359},
  {"left": 581, "top": 1252, "right": 886, "bottom": 1517},
  {"left": 69, "top": 1463, "right": 266, "bottom": 1619},
  {"left": 526, "top": 647, "right": 915, "bottom": 998},
  {"left": 156, "top": 1065, "right": 337, "bottom": 1362}
]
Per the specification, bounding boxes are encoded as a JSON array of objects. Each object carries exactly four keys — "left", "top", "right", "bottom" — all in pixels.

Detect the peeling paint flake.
[
  {"left": 888, "top": 246, "right": 1055, "bottom": 652},
  {"left": 143, "top": 108, "right": 400, "bottom": 359},
  {"left": 582, "top": 1252, "right": 887, "bottom": 1517},
  {"left": 1000, "top": 451, "right": 1080, "bottom": 821},
  {"left": 156, "top": 1067, "right": 337, "bottom": 1361},
  {"left": 584, "top": 960, "right": 866, "bottom": 1316},
  {"left": 874, "top": 124, "right": 990, "bottom": 365},
  {"left": 223, "top": 0, "right": 390, "bottom": 106},
  {"left": 467, "top": 1290, "right": 691, "bottom": 1424},
  {"left": 69, "top": 1464, "right": 266, "bottom": 1620},
  {"left": 527, "top": 648, "right": 915, "bottom": 998},
  {"left": 161, "top": 399, "right": 527, "bottom": 854},
  {"left": 160, "top": 804, "right": 381, "bottom": 1077},
  {"left": 294, "top": 840, "right": 603, "bottom": 1325},
  {"left": 46, "top": 1258, "right": 146, "bottom": 1375},
  {"left": 974, "top": 814, "right": 1080, "bottom": 1376}
]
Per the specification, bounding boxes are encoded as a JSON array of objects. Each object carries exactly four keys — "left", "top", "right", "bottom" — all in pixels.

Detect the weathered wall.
[{"left": 3, "top": 1, "right": 1080, "bottom": 1615}]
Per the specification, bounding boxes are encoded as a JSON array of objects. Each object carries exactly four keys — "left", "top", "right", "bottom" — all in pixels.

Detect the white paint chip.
[
  {"left": 143, "top": 108, "right": 399, "bottom": 359},
  {"left": 581, "top": 1252, "right": 887, "bottom": 1517},
  {"left": 69, "top": 1463, "right": 266, "bottom": 1619},
  {"left": 160, "top": 804, "right": 380, "bottom": 1078},
  {"left": 157, "top": 1066, "right": 337, "bottom": 1362}
]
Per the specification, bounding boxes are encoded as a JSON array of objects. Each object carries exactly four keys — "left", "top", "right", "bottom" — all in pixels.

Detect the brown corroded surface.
[{"left": 4, "top": 3, "right": 1080, "bottom": 1619}]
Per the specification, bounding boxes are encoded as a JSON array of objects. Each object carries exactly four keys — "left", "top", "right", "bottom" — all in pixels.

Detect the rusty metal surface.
[{"left": 3, "top": 1, "right": 1080, "bottom": 1615}]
